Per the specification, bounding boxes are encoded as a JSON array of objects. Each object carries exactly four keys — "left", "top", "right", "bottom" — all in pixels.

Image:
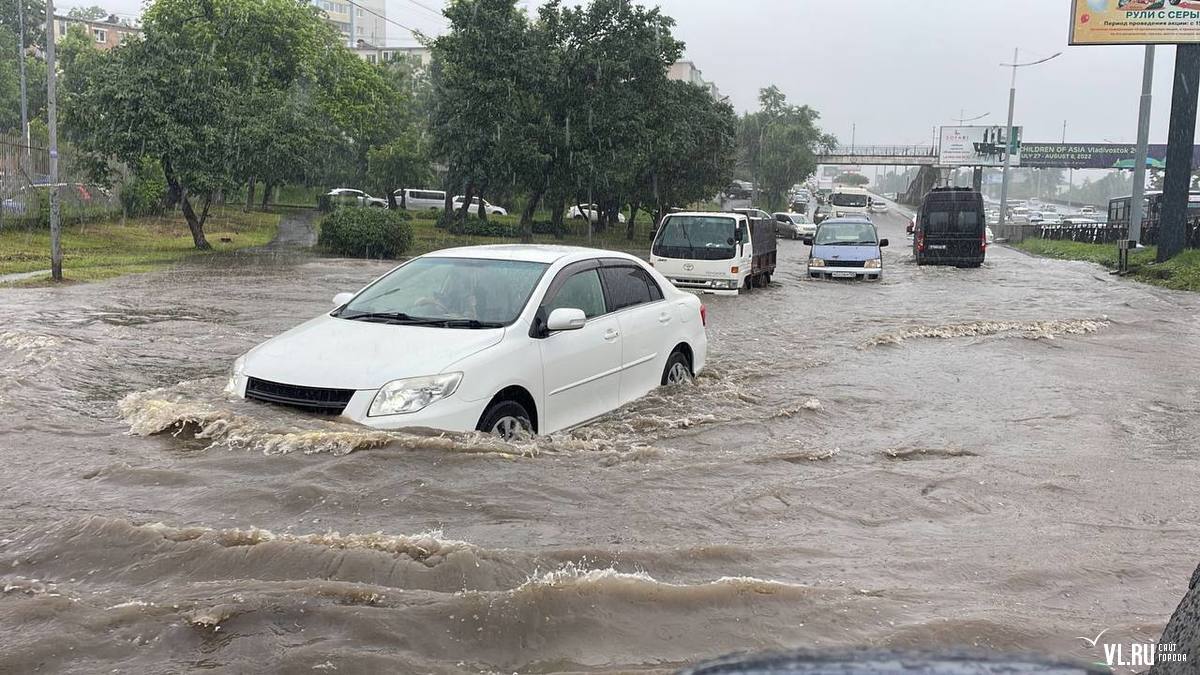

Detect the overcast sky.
[{"left": 78, "top": 0, "right": 1189, "bottom": 147}]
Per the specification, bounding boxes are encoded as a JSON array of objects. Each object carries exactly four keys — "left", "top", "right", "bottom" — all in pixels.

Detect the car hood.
[
  {"left": 242, "top": 314, "right": 505, "bottom": 390},
  {"left": 812, "top": 244, "right": 879, "bottom": 262}
]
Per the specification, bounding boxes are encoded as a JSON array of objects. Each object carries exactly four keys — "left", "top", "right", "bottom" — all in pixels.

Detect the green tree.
[
  {"left": 0, "top": 0, "right": 47, "bottom": 49},
  {"left": 66, "top": 5, "right": 107, "bottom": 20},
  {"left": 634, "top": 80, "right": 737, "bottom": 236},
  {"left": 66, "top": 0, "right": 376, "bottom": 248},
  {"left": 835, "top": 172, "right": 869, "bottom": 187},
  {"left": 740, "top": 85, "right": 835, "bottom": 210}
]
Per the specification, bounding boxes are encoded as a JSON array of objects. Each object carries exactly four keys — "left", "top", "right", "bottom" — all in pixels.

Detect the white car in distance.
[
  {"left": 567, "top": 204, "right": 627, "bottom": 223},
  {"left": 229, "top": 245, "right": 707, "bottom": 437},
  {"left": 452, "top": 196, "right": 508, "bottom": 216}
]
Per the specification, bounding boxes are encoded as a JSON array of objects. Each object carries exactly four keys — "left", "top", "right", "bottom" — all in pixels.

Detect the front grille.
[
  {"left": 827, "top": 260, "right": 866, "bottom": 268},
  {"left": 245, "top": 377, "right": 355, "bottom": 415}
]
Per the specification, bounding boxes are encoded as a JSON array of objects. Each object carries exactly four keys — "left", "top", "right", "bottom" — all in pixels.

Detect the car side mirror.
[
  {"left": 332, "top": 292, "right": 355, "bottom": 307},
  {"left": 879, "top": 238, "right": 889, "bottom": 247},
  {"left": 802, "top": 237, "right": 814, "bottom": 246},
  {"left": 546, "top": 307, "right": 587, "bottom": 332}
]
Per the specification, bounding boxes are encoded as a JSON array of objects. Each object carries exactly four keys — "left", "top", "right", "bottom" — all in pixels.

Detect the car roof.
[
  {"left": 819, "top": 217, "right": 877, "bottom": 227},
  {"left": 666, "top": 211, "right": 742, "bottom": 219},
  {"left": 422, "top": 244, "right": 641, "bottom": 265}
]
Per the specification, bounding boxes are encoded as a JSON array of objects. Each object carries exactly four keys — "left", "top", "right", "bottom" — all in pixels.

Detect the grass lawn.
[
  {"left": 0, "top": 209, "right": 280, "bottom": 285},
  {"left": 1015, "top": 238, "right": 1200, "bottom": 292}
]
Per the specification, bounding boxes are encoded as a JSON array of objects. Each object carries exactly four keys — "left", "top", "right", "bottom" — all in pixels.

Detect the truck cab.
[
  {"left": 650, "top": 212, "right": 776, "bottom": 295},
  {"left": 829, "top": 186, "right": 871, "bottom": 218}
]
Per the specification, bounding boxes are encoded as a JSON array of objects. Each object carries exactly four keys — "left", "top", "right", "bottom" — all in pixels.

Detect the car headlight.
[
  {"left": 809, "top": 258, "right": 826, "bottom": 267},
  {"left": 225, "top": 355, "right": 246, "bottom": 395},
  {"left": 864, "top": 258, "right": 882, "bottom": 269},
  {"left": 369, "top": 373, "right": 463, "bottom": 417}
]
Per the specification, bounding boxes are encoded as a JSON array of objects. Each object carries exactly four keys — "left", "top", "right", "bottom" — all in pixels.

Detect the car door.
[
  {"left": 599, "top": 261, "right": 670, "bottom": 405},
  {"left": 536, "top": 261, "right": 622, "bottom": 432}
]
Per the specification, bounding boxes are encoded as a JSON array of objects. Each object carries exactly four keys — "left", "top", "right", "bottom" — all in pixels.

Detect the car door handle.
[
  {"left": 657, "top": 313, "right": 672, "bottom": 325},
  {"left": 603, "top": 329, "right": 620, "bottom": 341}
]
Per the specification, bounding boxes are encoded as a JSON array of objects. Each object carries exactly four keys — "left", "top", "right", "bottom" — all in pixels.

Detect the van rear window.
[{"left": 925, "top": 209, "right": 982, "bottom": 234}]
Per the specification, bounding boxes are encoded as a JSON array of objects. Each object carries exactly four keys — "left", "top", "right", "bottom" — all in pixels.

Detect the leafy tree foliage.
[
  {"left": 740, "top": 85, "right": 836, "bottom": 210},
  {"left": 0, "top": 0, "right": 46, "bottom": 49},
  {"left": 66, "top": 5, "right": 108, "bottom": 20},
  {"left": 835, "top": 172, "right": 869, "bottom": 187}
]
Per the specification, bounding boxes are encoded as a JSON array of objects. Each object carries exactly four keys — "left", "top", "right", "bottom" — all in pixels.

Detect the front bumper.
[
  {"left": 230, "top": 374, "right": 489, "bottom": 432},
  {"left": 808, "top": 266, "right": 881, "bottom": 280},
  {"left": 666, "top": 277, "right": 741, "bottom": 295}
]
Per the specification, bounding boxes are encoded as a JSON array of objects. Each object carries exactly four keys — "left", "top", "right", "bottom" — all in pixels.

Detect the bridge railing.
[{"left": 822, "top": 145, "right": 938, "bottom": 157}]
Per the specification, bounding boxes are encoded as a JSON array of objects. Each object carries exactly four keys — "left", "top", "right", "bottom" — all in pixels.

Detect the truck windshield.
[
  {"left": 653, "top": 216, "right": 737, "bottom": 260},
  {"left": 815, "top": 221, "right": 877, "bottom": 245},
  {"left": 830, "top": 193, "right": 869, "bottom": 208}
]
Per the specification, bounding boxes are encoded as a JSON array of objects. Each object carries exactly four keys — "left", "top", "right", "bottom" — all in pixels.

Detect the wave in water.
[{"left": 865, "top": 317, "right": 1110, "bottom": 347}]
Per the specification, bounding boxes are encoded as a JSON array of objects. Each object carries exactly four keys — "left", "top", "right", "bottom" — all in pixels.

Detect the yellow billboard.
[{"left": 1070, "top": 0, "right": 1200, "bottom": 45}]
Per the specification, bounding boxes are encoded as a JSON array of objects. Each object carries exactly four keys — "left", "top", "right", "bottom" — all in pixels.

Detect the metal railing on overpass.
[{"left": 824, "top": 145, "right": 938, "bottom": 157}]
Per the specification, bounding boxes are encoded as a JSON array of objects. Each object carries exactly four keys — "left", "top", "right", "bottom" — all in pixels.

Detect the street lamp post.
[{"left": 997, "top": 48, "right": 1062, "bottom": 239}]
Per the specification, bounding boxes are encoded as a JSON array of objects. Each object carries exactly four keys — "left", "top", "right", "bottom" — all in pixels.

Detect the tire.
[
  {"left": 477, "top": 400, "right": 533, "bottom": 439},
  {"left": 661, "top": 350, "right": 693, "bottom": 386},
  {"left": 742, "top": 275, "right": 753, "bottom": 293},
  {"left": 762, "top": 272, "right": 772, "bottom": 286}
]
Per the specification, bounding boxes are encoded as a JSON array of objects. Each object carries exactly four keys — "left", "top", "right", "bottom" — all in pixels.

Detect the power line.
[{"left": 341, "top": 0, "right": 435, "bottom": 39}]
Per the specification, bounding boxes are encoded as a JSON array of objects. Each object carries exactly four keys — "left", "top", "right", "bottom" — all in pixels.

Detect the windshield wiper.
[
  {"left": 437, "top": 319, "right": 505, "bottom": 329},
  {"left": 339, "top": 311, "right": 439, "bottom": 325}
]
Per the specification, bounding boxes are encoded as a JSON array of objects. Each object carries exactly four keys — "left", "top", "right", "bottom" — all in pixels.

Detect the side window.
[
  {"left": 544, "top": 269, "right": 606, "bottom": 319},
  {"left": 601, "top": 266, "right": 660, "bottom": 311}
]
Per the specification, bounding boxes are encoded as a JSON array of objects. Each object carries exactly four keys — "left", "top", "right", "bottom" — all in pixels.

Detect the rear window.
[{"left": 924, "top": 209, "right": 983, "bottom": 235}]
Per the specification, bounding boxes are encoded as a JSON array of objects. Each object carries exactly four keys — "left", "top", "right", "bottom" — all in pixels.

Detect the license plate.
[
  {"left": 832, "top": 271, "right": 856, "bottom": 278},
  {"left": 929, "top": 244, "right": 948, "bottom": 250}
]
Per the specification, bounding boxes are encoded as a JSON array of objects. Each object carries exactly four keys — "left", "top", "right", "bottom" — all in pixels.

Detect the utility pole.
[
  {"left": 1158, "top": 44, "right": 1200, "bottom": 263},
  {"left": 18, "top": 0, "right": 29, "bottom": 155},
  {"left": 998, "top": 49, "right": 1019, "bottom": 236},
  {"left": 45, "top": 0, "right": 62, "bottom": 281},
  {"left": 1130, "top": 46, "right": 1155, "bottom": 245}
]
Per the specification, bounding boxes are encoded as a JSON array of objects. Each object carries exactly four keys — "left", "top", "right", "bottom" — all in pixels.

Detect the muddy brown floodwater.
[{"left": 2, "top": 208, "right": 1199, "bottom": 674}]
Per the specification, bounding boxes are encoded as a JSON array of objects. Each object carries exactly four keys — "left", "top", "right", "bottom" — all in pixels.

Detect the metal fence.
[
  {"left": 0, "top": 132, "right": 121, "bottom": 230},
  {"left": 1027, "top": 218, "right": 1200, "bottom": 248}
]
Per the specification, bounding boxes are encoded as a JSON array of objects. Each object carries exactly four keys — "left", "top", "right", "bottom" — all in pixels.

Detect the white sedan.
[
  {"left": 452, "top": 196, "right": 508, "bottom": 216},
  {"left": 324, "top": 188, "right": 388, "bottom": 208},
  {"left": 567, "top": 204, "right": 627, "bottom": 223},
  {"left": 229, "top": 245, "right": 707, "bottom": 437}
]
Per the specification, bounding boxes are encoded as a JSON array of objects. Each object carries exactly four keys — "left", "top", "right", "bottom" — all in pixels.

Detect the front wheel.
[
  {"left": 477, "top": 400, "right": 533, "bottom": 439},
  {"left": 661, "top": 350, "right": 693, "bottom": 386}
]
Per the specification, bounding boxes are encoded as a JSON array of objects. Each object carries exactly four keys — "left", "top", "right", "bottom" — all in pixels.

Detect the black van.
[{"left": 913, "top": 187, "right": 987, "bottom": 267}]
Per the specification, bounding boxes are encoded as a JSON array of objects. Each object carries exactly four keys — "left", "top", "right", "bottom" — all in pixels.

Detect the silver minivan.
[{"left": 396, "top": 189, "right": 447, "bottom": 211}]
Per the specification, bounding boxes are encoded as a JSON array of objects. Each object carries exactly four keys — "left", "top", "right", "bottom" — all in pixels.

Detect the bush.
[
  {"left": 319, "top": 208, "right": 414, "bottom": 258},
  {"left": 120, "top": 157, "right": 167, "bottom": 217}
]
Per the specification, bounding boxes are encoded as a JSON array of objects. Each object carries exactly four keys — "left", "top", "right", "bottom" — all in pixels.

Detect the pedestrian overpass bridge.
[{"left": 816, "top": 145, "right": 939, "bottom": 166}]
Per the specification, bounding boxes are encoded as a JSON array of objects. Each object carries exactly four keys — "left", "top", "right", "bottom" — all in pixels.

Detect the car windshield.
[
  {"left": 815, "top": 221, "right": 877, "bottom": 245},
  {"left": 337, "top": 257, "right": 548, "bottom": 326},
  {"left": 653, "top": 216, "right": 737, "bottom": 260},
  {"left": 830, "top": 193, "right": 869, "bottom": 207}
]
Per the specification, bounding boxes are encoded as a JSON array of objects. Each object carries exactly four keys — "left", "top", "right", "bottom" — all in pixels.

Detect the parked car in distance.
[
  {"left": 772, "top": 212, "right": 815, "bottom": 240},
  {"left": 723, "top": 181, "right": 753, "bottom": 200},
  {"left": 651, "top": 211, "right": 777, "bottom": 294},
  {"left": 804, "top": 218, "right": 888, "bottom": 281},
  {"left": 913, "top": 187, "right": 986, "bottom": 268},
  {"left": 229, "top": 245, "right": 707, "bottom": 438},
  {"left": 452, "top": 196, "right": 508, "bottom": 216},
  {"left": 322, "top": 188, "right": 387, "bottom": 209},
  {"left": 395, "top": 188, "right": 447, "bottom": 211},
  {"left": 1, "top": 182, "right": 112, "bottom": 215},
  {"left": 567, "top": 204, "right": 627, "bottom": 223}
]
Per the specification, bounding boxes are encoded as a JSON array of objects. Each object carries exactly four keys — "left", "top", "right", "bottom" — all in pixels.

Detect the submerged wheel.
[
  {"left": 477, "top": 400, "right": 533, "bottom": 439},
  {"left": 661, "top": 350, "right": 693, "bottom": 386}
]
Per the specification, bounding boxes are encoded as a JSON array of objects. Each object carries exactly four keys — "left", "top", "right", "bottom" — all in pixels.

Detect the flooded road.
[{"left": 2, "top": 208, "right": 1199, "bottom": 673}]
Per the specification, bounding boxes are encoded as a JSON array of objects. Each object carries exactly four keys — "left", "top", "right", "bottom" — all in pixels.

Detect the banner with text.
[
  {"left": 939, "top": 126, "right": 1022, "bottom": 167},
  {"left": 1070, "top": 0, "right": 1200, "bottom": 45},
  {"left": 1021, "top": 143, "right": 1200, "bottom": 169}
]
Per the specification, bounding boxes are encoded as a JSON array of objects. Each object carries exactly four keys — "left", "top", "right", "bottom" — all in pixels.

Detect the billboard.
[
  {"left": 1070, "top": 0, "right": 1200, "bottom": 45},
  {"left": 938, "top": 126, "right": 1022, "bottom": 167},
  {"left": 1021, "top": 142, "right": 1200, "bottom": 169}
]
